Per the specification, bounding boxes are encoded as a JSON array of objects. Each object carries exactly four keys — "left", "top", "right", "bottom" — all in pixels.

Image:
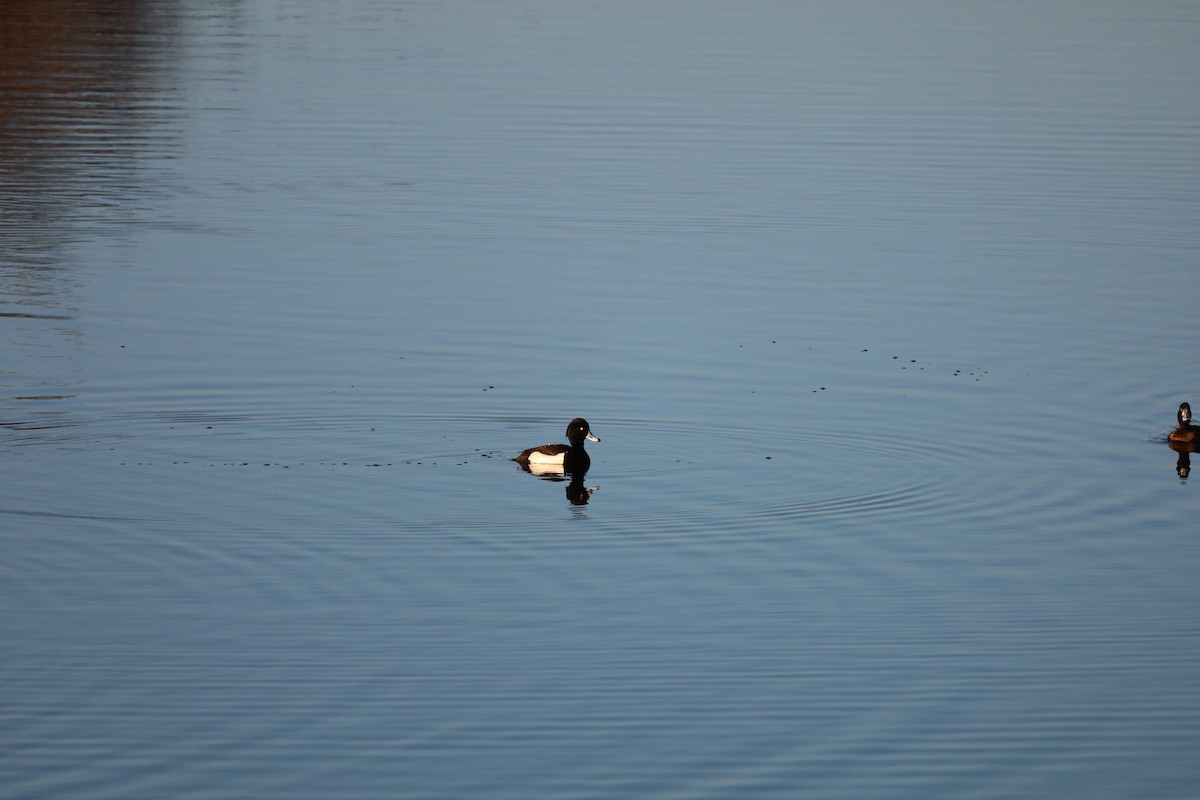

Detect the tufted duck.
[
  {"left": 514, "top": 418, "right": 600, "bottom": 472},
  {"left": 1169, "top": 402, "right": 1197, "bottom": 444}
]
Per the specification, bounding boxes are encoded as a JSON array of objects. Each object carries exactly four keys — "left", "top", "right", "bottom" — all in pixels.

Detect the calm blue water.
[{"left": 2, "top": 2, "right": 1198, "bottom": 798}]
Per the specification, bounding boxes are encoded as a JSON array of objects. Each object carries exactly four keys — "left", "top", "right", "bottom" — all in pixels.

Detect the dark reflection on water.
[
  {"left": 0, "top": 0, "right": 196, "bottom": 440},
  {"left": 1172, "top": 445, "right": 1191, "bottom": 480},
  {"left": 1169, "top": 442, "right": 1198, "bottom": 481},
  {"left": 0, "top": 0, "right": 186, "bottom": 261},
  {"left": 517, "top": 465, "right": 599, "bottom": 506}
]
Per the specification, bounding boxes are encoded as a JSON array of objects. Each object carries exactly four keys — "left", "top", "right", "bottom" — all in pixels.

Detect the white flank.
[{"left": 526, "top": 450, "right": 566, "bottom": 466}]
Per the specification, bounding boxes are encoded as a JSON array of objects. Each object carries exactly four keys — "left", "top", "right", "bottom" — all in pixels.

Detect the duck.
[
  {"left": 1168, "top": 402, "right": 1197, "bottom": 444},
  {"left": 513, "top": 418, "right": 600, "bottom": 472}
]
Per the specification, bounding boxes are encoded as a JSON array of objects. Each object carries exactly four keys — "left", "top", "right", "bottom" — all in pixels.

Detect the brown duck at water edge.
[
  {"left": 1168, "top": 402, "right": 1197, "bottom": 445},
  {"left": 514, "top": 418, "right": 600, "bottom": 473}
]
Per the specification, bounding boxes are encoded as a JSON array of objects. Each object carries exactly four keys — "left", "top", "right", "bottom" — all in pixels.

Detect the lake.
[{"left": 2, "top": 1, "right": 1198, "bottom": 798}]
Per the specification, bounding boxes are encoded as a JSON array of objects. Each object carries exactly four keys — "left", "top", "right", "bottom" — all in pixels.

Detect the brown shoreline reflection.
[
  {"left": 0, "top": 0, "right": 187, "bottom": 267},
  {"left": 1, "top": 1, "right": 196, "bottom": 443}
]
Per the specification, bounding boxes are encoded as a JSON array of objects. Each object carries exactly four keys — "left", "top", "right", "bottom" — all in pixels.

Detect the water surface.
[{"left": 2, "top": 2, "right": 1198, "bottom": 798}]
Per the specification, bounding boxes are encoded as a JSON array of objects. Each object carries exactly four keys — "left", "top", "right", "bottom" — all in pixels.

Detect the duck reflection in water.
[
  {"left": 518, "top": 463, "right": 597, "bottom": 505},
  {"left": 1167, "top": 402, "right": 1198, "bottom": 479},
  {"left": 513, "top": 418, "right": 601, "bottom": 505}
]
